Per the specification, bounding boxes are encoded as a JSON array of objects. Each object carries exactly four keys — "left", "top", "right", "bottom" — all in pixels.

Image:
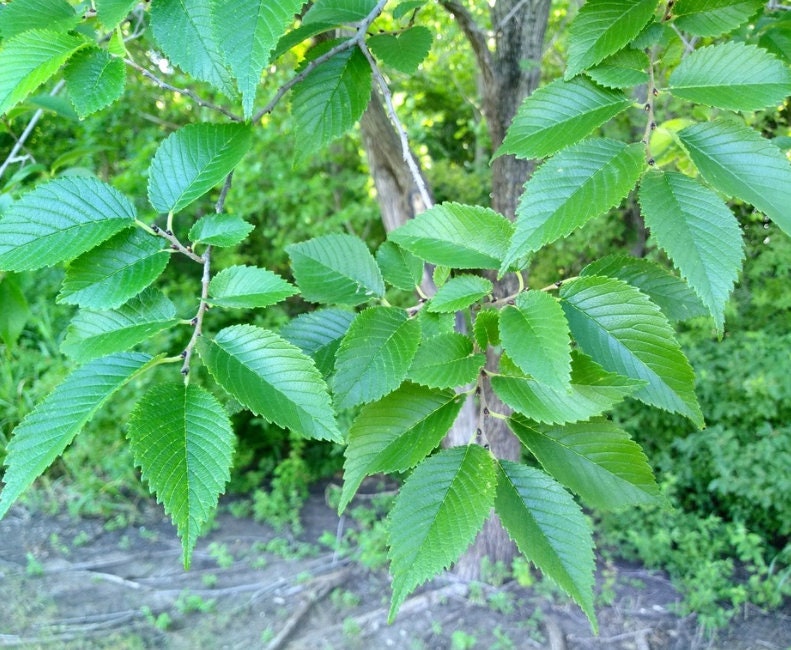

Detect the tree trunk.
[{"left": 359, "top": 0, "right": 551, "bottom": 580}]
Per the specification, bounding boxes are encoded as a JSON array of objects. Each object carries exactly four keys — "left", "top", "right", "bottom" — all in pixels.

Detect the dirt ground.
[{"left": 1, "top": 487, "right": 789, "bottom": 650}]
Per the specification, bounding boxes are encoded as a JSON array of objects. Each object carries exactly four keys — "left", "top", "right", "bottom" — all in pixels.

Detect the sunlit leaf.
[{"left": 208, "top": 265, "right": 297, "bottom": 309}]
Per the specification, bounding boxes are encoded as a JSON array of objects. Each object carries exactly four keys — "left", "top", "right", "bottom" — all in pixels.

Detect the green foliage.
[{"left": 64, "top": 47, "right": 126, "bottom": 118}]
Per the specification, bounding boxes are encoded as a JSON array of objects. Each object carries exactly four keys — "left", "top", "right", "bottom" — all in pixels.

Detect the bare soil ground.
[{"left": 1, "top": 487, "right": 789, "bottom": 650}]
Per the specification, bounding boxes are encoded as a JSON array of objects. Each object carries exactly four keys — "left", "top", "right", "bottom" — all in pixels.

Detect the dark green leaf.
[
  {"left": 279, "top": 308, "right": 355, "bottom": 377},
  {"left": 0, "top": 0, "right": 77, "bottom": 39},
  {"left": 473, "top": 308, "right": 500, "bottom": 349},
  {"left": 408, "top": 332, "right": 485, "bottom": 389},
  {"left": 376, "top": 241, "right": 424, "bottom": 291},
  {"left": 302, "top": 0, "right": 376, "bottom": 25},
  {"left": 586, "top": 48, "right": 649, "bottom": 89},
  {"left": 672, "top": 0, "right": 763, "bottom": 37},
  {"left": 0, "top": 273, "right": 30, "bottom": 347}
]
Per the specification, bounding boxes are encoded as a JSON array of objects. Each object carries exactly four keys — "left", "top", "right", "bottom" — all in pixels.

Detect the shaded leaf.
[
  {"left": 58, "top": 228, "right": 169, "bottom": 309},
  {"left": 188, "top": 213, "right": 254, "bottom": 247},
  {"left": 332, "top": 306, "right": 420, "bottom": 409},
  {"left": 64, "top": 47, "right": 126, "bottom": 118},
  {"left": 303, "top": 0, "right": 376, "bottom": 24},
  {"left": 0, "top": 273, "right": 30, "bottom": 347},
  {"left": 0, "top": 0, "right": 77, "bottom": 39},
  {"left": 0, "top": 353, "right": 155, "bottom": 519},
  {"left": 427, "top": 275, "right": 492, "bottom": 313},
  {"left": 208, "top": 265, "right": 297, "bottom": 309},
  {"left": 198, "top": 324, "right": 342, "bottom": 442},
  {"left": 339, "top": 383, "right": 464, "bottom": 512},
  {"left": 368, "top": 26, "right": 432, "bottom": 74},
  {"left": 376, "top": 241, "right": 424, "bottom": 291},
  {"left": 408, "top": 332, "right": 485, "bottom": 389},
  {"left": 587, "top": 49, "right": 649, "bottom": 89},
  {"left": 473, "top": 308, "right": 500, "bottom": 350},
  {"left": 95, "top": 0, "right": 138, "bottom": 29},
  {"left": 128, "top": 383, "right": 234, "bottom": 567},
  {"left": 672, "top": 0, "right": 763, "bottom": 37},
  {"left": 0, "top": 177, "right": 136, "bottom": 271},
  {"left": 389, "top": 446, "right": 496, "bottom": 621},
  {"left": 279, "top": 308, "right": 355, "bottom": 377}
]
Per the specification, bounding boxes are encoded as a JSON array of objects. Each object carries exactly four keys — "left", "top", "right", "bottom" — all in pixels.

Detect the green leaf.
[
  {"left": 672, "top": 0, "right": 763, "bottom": 37},
  {"left": 208, "top": 265, "right": 297, "bottom": 309},
  {"left": 149, "top": 0, "right": 234, "bottom": 96},
  {"left": 495, "top": 77, "right": 631, "bottom": 160},
  {"left": 58, "top": 228, "right": 169, "bottom": 309},
  {"left": 389, "top": 203, "right": 513, "bottom": 270},
  {"left": 0, "top": 352, "right": 155, "bottom": 519},
  {"left": 760, "top": 21, "right": 791, "bottom": 63},
  {"left": 332, "top": 306, "right": 421, "bottom": 409},
  {"left": 586, "top": 48, "right": 649, "bottom": 89},
  {"left": 495, "top": 461, "right": 596, "bottom": 630},
  {"left": 491, "top": 352, "right": 643, "bottom": 425},
  {"left": 0, "top": 0, "right": 77, "bottom": 39},
  {"left": 581, "top": 255, "right": 707, "bottom": 322},
  {"left": 64, "top": 47, "right": 126, "bottom": 118},
  {"left": 95, "top": 0, "right": 139, "bottom": 29},
  {"left": 560, "top": 276, "right": 703, "bottom": 426},
  {"left": 367, "top": 26, "right": 433, "bottom": 74},
  {"left": 473, "top": 308, "right": 500, "bottom": 349},
  {"left": 416, "top": 309, "right": 455, "bottom": 340},
  {"left": 287, "top": 233, "right": 384, "bottom": 305},
  {"left": 0, "top": 177, "right": 136, "bottom": 271},
  {"left": 638, "top": 170, "right": 744, "bottom": 331},
  {"left": 388, "top": 446, "right": 496, "bottom": 621},
  {"left": 198, "top": 324, "right": 342, "bottom": 442},
  {"left": 61, "top": 288, "right": 178, "bottom": 362},
  {"left": 188, "top": 213, "right": 254, "bottom": 247},
  {"left": 302, "top": 0, "right": 376, "bottom": 25},
  {"left": 509, "top": 416, "right": 660, "bottom": 510},
  {"left": 393, "top": 0, "right": 425, "bottom": 20},
  {"left": 0, "top": 29, "right": 86, "bottom": 118},
  {"left": 566, "top": 0, "right": 658, "bottom": 79},
  {"left": 148, "top": 123, "right": 253, "bottom": 214},
  {"left": 270, "top": 21, "right": 338, "bottom": 61},
  {"left": 128, "top": 383, "right": 234, "bottom": 568},
  {"left": 427, "top": 275, "right": 492, "bottom": 313},
  {"left": 668, "top": 42, "right": 791, "bottom": 111},
  {"left": 501, "top": 140, "right": 644, "bottom": 272},
  {"left": 500, "top": 291, "right": 571, "bottom": 389},
  {"left": 213, "top": 0, "right": 304, "bottom": 118},
  {"left": 291, "top": 48, "right": 372, "bottom": 162},
  {"left": 0, "top": 273, "right": 30, "bottom": 347},
  {"left": 279, "top": 308, "right": 355, "bottom": 377},
  {"left": 339, "top": 383, "right": 464, "bottom": 512},
  {"left": 376, "top": 241, "right": 424, "bottom": 291},
  {"left": 679, "top": 119, "right": 791, "bottom": 238},
  {"left": 408, "top": 333, "right": 485, "bottom": 389}
]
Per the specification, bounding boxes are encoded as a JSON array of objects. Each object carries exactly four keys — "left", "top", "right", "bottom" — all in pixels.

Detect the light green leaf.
[
  {"left": 500, "top": 291, "right": 571, "bottom": 389},
  {"left": 393, "top": 0, "right": 425, "bottom": 20},
  {"left": 302, "top": 0, "right": 376, "bottom": 25},
  {"left": 0, "top": 352, "right": 155, "bottom": 519},
  {"left": 389, "top": 203, "right": 513, "bottom": 270},
  {"left": 495, "top": 461, "right": 596, "bottom": 630},
  {"left": 581, "top": 255, "right": 707, "bottom": 322},
  {"left": 213, "top": 0, "right": 304, "bottom": 118},
  {"left": 0, "top": 177, "right": 136, "bottom": 271},
  {"left": 672, "top": 0, "right": 763, "bottom": 37},
  {"left": 188, "top": 213, "right": 254, "bottom": 247},
  {"left": 208, "top": 265, "right": 297, "bottom": 309},
  {"left": 279, "top": 308, "right": 355, "bottom": 377},
  {"left": 473, "top": 308, "right": 500, "bottom": 350},
  {"left": 270, "top": 21, "right": 338, "bottom": 61},
  {"left": 669, "top": 42, "right": 791, "bottom": 111},
  {"left": 509, "top": 416, "right": 660, "bottom": 510},
  {"left": 679, "top": 119, "right": 791, "bottom": 238},
  {"left": 292, "top": 48, "right": 372, "bottom": 161},
  {"left": 376, "top": 241, "right": 424, "bottom": 291},
  {"left": 760, "top": 21, "right": 791, "bottom": 63},
  {"left": 0, "top": 273, "right": 30, "bottom": 347},
  {"left": 566, "top": 0, "right": 658, "bottom": 79},
  {"left": 339, "top": 383, "right": 464, "bottom": 512},
  {"left": 416, "top": 309, "right": 455, "bottom": 340},
  {"left": 427, "top": 275, "right": 492, "bottom": 313},
  {"left": 638, "top": 170, "right": 744, "bottom": 331},
  {"left": 560, "top": 276, "right": 703, "bottom": 426},
  {"left": 148, "top": 123, "right": 253, "bottom": 214},
  {"left": 64, "top": 47, "right": 126, "bottom": 118},
  {"left": 332, "top": 306, "right": 421, "bottom": 409},
  {"left": 0, "top": 29, "right": 86, "bottom": 118},
  {"left": 389, "top": 446, "right": 496, "bottom": 621},
  {"left": 95, "top": 0, "right": 139, "bottom": 29},
  {"left": 287, "top": 233, "right": 384, "bottom": 305},
  {"left": 128, "top": 383, "right": 234, "bottom": 568},
  {"left": 61, "top": 288, "right": 178, "bottom": 362},
  {"left": 408, "top": 333, "right": 485, "bottom": 389},
  {"left": 149, "top": 0, "right": 234, "bottom": 96},
  {"left": 491, "top": 351, "right": 643, "bottom": 425},
  {"left": 0, "top": 0, "right": 77, "bottom": 39},
  {"left": 198, "top": 324, "right": 342, "bottom": 442},
  {"left": 495, "top": 77, "right": 631, "bottom": 160},
  {"left": 587, "top": 48, "right": 649, "bottom": 89},
  {"left": 58, "top": 228, "right": 169, "bottom": 309},
  {"left": 501, "top": 139, "right": 644, "bottom": 272},
  {"left": 368, "top": 26, "right": 433, "bottom": 74}
]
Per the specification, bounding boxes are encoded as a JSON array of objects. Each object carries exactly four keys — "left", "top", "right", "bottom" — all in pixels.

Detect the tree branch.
[{"left": 439, "top": 0, "right": 495, "bottom": 91}]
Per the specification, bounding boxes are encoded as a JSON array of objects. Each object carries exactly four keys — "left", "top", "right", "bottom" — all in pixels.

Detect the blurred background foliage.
[{"left": 1, "top": 0, "right": 791, "bottom": 631}]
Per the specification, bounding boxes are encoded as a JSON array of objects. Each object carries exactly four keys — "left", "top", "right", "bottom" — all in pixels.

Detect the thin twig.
[
  {"left": 642, "top": 49, "right": 657, "bottom": 166},
  {"left": 124, "top": 57, "right": 242, "bottom": 121},
  {"left": 0, "top": 80, "right": 65, "bottom": 181},
  {"left": 181, "top": 247, "right": 211, "bottom": 380}
]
